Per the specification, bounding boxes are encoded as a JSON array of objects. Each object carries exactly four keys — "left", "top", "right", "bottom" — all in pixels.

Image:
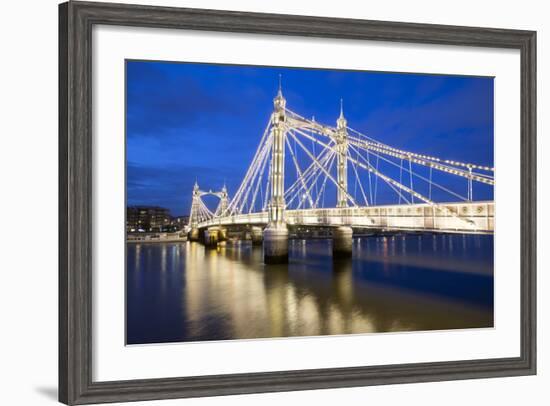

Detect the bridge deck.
[{"left": 197, "top": 201, "right": 494, "bottom": 234}]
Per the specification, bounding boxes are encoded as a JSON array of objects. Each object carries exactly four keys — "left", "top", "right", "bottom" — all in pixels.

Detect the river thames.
[{"left": 126, "top": 234, "right": 493, "bottom": 345}]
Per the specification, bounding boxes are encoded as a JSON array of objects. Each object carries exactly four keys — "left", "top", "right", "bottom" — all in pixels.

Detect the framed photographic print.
[{"left": 59, "top": 1, "right": 536, "bottom": 404}]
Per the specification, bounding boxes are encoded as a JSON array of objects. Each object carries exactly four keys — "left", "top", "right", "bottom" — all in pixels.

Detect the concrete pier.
[
  {"left": 251, "top": 226, "right": 263, "bottom": 245},
  {"left": 204, "top": 228, "right": 219, "bottom": 249},
  {"left": 263, "top": 225, "right": 289, "bottom": 264},
  {"left": 332, "top": 226, "right": 353, "bottom": 258}
]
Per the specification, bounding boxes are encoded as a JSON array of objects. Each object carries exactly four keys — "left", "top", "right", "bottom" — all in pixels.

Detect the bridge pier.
[
  {"left": 188, "top": 228, "right": 199, "bottom": 242},
  {"left": 204, "top": 228, "right": 219, "bottom": 249},
  {"left": 263, "top": 225, "right": 289, "bottom": 264},
  {"left": 217, "top": 228, "right": 227, "bottom": 247},
  {"left": 251, "top": 226, "right": 263, "bottom": 245},
  {"left": 332, "top": 226, "right": 353, "bottom": 258}
]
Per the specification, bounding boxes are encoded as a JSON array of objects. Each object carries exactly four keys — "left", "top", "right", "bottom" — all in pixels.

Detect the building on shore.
[
  {"left": 126, "top": 206, "right": 172, "bottom": 232},
  {"left": 171, "top": 215, "right": 189, "bottom": 230}
]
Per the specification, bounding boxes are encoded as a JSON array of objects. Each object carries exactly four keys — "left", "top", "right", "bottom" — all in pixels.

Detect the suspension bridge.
[{"left": 187, "top": 83, "right": 494, "bottom": 263}]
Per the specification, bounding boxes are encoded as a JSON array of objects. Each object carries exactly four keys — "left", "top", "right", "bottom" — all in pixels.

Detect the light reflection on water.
[{"left": 126, "top": 234, "right": 494, "bottom": 344}]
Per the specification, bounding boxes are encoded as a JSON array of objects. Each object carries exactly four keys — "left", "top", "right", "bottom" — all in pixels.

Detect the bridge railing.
[
  {"left": 198, "top": 212, "right": 268, "bottom": 228},
  {"left": 196, "top": 201, "right": 494, "bottom": 234}
]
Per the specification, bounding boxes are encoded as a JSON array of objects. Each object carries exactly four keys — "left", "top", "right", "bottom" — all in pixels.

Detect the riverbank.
[{"left": 127, "top": 232, "right": 187, "bottom": 244}]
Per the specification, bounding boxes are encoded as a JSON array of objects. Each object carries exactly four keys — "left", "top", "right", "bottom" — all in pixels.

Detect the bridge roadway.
[{"left": 196, "top": 201, "right": 494, "bottom": 234}]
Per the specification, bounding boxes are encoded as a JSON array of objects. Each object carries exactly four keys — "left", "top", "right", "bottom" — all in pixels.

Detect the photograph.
[{"left": 125, "top": 61, "right": 495, "bottom": 345}]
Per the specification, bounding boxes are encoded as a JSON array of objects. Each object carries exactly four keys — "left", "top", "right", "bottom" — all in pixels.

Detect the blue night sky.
[{"left": 126, "top": 60, "right": 494, "bottom": 216}]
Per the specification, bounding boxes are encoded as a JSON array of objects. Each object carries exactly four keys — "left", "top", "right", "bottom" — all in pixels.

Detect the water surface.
[{"left": 126, "top": 234, "right": 494, "bottom": 344}]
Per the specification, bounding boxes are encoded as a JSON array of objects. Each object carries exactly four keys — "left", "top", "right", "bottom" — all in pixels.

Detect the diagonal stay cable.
[
  {"left": 285, "top": 136, "right": 314, "bottom": 208},
  {"left": 288, "top": 128, "right": 358, "bottom": 207},
  {"left": 349, "top": 144, "right": 411, "bottom": 205},
  {"left": 288, "top": 150, "right": 335, "bottom": 209},
  {"left": 286, "top": 150, "right": 333, "bottom": 209},
  {"left": 351, "top": 143, "right": 468, "bottom": 202},
  {"left": 348, "top": 149, "right": 369, "bottom": 206}
]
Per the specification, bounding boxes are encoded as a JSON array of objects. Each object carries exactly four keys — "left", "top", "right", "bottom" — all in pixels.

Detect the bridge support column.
[
  {"left": 251, "top": 226, "right": 263, "bottom": 245},
  {"left": 263, "top": 82, "right": 289, "bottom": 264},
  {"left": 263, "top": 225, "right": 289, "bottom": 264},
  {"left": 217, "top": 228, "right": 227, "bottom": 247},
  {"left": 188, "top": 228, "right": 199, "bottom": 242},
  {"left": 332, "top": 226, "right": 353, "bottom": 258},
  {"left": 204, "top": 228, "right": 219, "bottom": 249}
]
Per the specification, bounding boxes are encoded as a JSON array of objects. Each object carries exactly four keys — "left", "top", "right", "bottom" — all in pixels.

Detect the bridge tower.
[
  {"left": 215, "top": 185, "right": 229, "bottom": 243},
  {"left": 336, "top": 99, "right": 349, "bottom": 208},
  {"left": 263, "top": 79, "right": 290, "bottom": 264},
  {"left": 333, "top": 101, "right": 353, "bottom": 258},
  {"left": 188, "top": 181, "right": 201, "bottom": 241},
  {"left": 216, "top": 184, "right": 229, "bottom": 216}
]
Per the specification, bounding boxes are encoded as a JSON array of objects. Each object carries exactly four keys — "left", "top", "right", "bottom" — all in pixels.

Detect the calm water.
[{"left": 126, "top": 234, "right": 494, "bottom": 344}]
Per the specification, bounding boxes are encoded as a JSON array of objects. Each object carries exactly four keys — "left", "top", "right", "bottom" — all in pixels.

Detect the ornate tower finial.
[
  {"left": 193, "top": 180, "right": 200, "bottom": 197},
  {"left": 273, "top": 74, "right": 286, "bottom": 110},
  {"left": 337, "top": 98, "right": 347, "bottom": 129}
]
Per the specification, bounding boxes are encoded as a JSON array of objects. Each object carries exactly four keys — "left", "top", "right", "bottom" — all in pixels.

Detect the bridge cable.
[
  {"left": 227, "top": 119, "right": 272, "bottom": 214},
  {"left": 374, "top": 154, "right": 379, "bottom": 205},
  {"left": 311, "top": 134, "right": 319, "bottom": 204},
  {"left": 353, "top": 145, "right": 468, "bottom": 202},
  {"left": 288, "top": 129, "right": 358, "bottom": 207},
  {"left": 346, "top": 125, "right": 494, "bottom": 174},
  {"left": 237, "top": 135, "right": 272, "bottom": 214},
  {"left": 349, "top": 149, "right": 369, "bottom": 206},
  {"left": 429, "top": 165, "right": 433, "bottom": 200},
  {"left": 317, "top": 154, "right": 336, "bottom": 209},
  {"left": 283, "top": 138, "right": 332, "bottom": 200},
  {"left": 284, "top": 107, "right": 493, "bottom": 182},
  {"left": 285, "top": 136, "right": 314, "bottom": 208},
  {"left": 314, "top": 152, "right": 336, "bottom": 209},
  {"left": 287, "top": 149, "right": 334, "bottom": 209},
  {"left": 398, "top": 158, "right": 403, "bottom": 204},
  {"left": 248, "top": 137, "right": 272, "bottom": 213},
  {"left": 346, "top": 135, "right": 494, "bottom": 185},
  {"left": 291, "top": 129, "right": 439, "bottom": 207},
  {"left": 349, "top": 144, "right": 411, "bottom": 205},
  {"left": 408, "top": 155, "right": 415, "bottom": 204}
]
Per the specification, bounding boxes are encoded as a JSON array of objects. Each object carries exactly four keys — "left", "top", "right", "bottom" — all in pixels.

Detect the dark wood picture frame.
[{"left": 59, "top": 1, "right": 537, "bottom": 404}]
